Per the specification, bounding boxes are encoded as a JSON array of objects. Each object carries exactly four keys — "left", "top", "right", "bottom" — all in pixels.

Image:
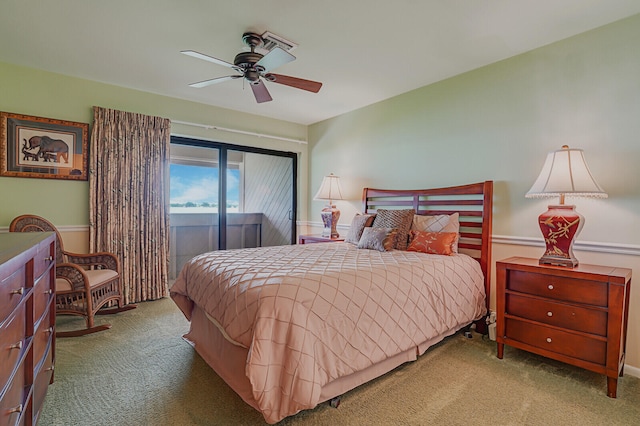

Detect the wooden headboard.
[{"left": 362, "top": 181, "right": 494, "bottom": 312}]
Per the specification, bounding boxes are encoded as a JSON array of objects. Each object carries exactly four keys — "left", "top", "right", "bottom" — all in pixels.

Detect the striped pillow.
[{"left": 372, "top": 209, "right": 415, "bottom": 250}]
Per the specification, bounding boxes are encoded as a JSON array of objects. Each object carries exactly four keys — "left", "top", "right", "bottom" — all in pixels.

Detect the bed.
[{"left": 170, "top": 181, "right": 493, "bottom": 424}]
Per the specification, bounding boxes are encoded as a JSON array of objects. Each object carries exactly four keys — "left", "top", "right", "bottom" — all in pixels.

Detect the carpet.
[{"left": 40, "top": 297, "right": 640, "bottom": 425}]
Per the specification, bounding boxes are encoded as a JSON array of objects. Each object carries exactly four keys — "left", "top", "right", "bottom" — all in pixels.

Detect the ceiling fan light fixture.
[{"left": 182, "top": 31, "right": 322, "bottom": 103}]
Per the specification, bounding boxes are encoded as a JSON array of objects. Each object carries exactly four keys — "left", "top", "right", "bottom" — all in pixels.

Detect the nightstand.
[
  {"left": 496, "top": 257, "right": 631, "bottom": 398},
  {"left": 298, "top": 234, "right": 345, "bottom": 244}
]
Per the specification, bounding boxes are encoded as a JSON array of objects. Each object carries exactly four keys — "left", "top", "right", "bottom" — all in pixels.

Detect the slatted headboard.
[{"left": 362, "top": 181, "right": 494, "bottom": 312}]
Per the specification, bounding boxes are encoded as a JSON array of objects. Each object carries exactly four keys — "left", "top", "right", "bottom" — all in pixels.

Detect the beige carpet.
[{"left": 40, "top": 298, "right": 640, "bottom": 425}]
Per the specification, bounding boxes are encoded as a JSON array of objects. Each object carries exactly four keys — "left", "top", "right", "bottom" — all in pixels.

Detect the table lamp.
[
  {"left": 526, "top": 145, "right": 607, "bottom": 267},
  {"left": 313, "top": 173, "right": 344, "bottom": 238}
]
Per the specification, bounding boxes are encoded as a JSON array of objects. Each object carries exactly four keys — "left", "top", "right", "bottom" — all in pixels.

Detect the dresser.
[
  {"left": 496, "top": 257, "right": 631, "bottom": 398},
  {"left": 1, "top": 232, "right": 56, "bottom": 425}
]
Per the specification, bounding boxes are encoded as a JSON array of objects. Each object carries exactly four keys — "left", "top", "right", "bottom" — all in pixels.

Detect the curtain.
[{"left": 89, "top": 106, "right": 171, "bottom": 304}]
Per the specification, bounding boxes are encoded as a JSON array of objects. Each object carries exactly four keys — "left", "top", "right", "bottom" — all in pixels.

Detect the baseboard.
[{"left": 624, "top": 363, "right": 640, "bottom": 379}]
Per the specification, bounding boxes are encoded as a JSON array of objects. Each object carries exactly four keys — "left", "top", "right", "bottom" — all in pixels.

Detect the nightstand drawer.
[
  {"left": 506, "top": 293, "right": 607, "bottom": 336},
  {"left": 505, "top": 318, "right": 606, "bottom": 365},
  {"left": 507, "top": 270, "right": 607, "bottom": 307}
]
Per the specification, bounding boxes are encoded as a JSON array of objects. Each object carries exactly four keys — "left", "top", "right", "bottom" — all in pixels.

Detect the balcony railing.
[{"left": 169, "top": 212, "right": 263, "bottom": 279}]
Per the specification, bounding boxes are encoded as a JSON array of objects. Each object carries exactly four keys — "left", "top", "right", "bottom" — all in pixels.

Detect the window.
[{"left": 168, "top": 137, "right": 297, "bottom": 279}]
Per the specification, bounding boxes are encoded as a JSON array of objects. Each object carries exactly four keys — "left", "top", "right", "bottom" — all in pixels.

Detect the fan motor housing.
[{"left": 234, "top": 51, "right": 263, "bottom": 68}]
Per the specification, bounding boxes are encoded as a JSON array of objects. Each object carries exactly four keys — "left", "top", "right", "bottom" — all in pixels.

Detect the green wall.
[
  {"left": 309, "top": 13, "right": 640, "bottom": 246},
  {"left": 0, "top": 63, "right": 308, "bottom": 226}
]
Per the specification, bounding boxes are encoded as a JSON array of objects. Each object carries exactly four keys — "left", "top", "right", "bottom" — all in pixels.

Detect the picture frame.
[{"left": 0, "top": 112, "right": 89, "bottom": 181}]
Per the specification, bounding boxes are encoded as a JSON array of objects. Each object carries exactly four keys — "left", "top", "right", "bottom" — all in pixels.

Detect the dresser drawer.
[
  {"left": 507, "top": 270, "right": 607, "bottom": 307},
  {"left": 506, "top": 293, "right": 607, "bottom": 336},
  {"left": 0, "top": 303, "right": 27, "bottom": 393},
  {"left": 505, "top": 318, "right": 606, "bottom": 365},
  {"left": 33, "top": 239, "right": 54, "bottom": 281},
  {"left": 0, "top": 265, "right": 27, "bottom": 325},
  {"left": 33, "top": 345, "right": 54, "bottom": 421},
  {"left": 33, "top": 308, "right": 54, "bottom": 368},
  {"left": 0, "top": 359, "right": 26, "bottom": 426},
  {"left": 33, "top": 272, "right": 54, "bottom": 324}
]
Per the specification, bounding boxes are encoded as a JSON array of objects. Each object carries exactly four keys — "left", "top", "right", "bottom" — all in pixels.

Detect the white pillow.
[{"left": 412, "top": 213, "right": 460, "bottom": 253}]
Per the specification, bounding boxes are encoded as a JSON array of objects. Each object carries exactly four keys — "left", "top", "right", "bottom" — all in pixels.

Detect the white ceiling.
[{"left": 2, "top": 1, "right": 639, "bottom": 125}]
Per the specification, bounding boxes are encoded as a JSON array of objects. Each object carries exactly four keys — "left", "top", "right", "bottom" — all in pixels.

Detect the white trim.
[
  {"left": 4, "top": 224, "right": 638, "bottom": 257},
  {"left": 624, "top": 364, "right": 640, "bottom": 379},
  {"left": 171, "top": 120, "right": 307, "bottom": 144},
  {"left": 297, "top": 220, "right": 350, "bottom": 231},
  {"left": 292, "top": 225, "right": 640, "bottom": 257},
  {"left": 0, "top": 225, "right": 88, "bottom": 233},
  {"left": 493, "top": 234, "right": 640, "bottom": 257}
]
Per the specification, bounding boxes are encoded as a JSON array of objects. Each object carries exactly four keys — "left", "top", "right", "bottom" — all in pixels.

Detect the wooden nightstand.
[
  {"left": 298, "top": 234, "right": 345, "bottom": 244},
  {"left": 496, "top": 256, "right": 631, "bottom": 398}
]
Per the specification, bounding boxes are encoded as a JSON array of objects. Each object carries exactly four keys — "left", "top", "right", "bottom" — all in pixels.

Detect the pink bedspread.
[{"left": 170, "top": 242, "right": 485, "bottom": 424}]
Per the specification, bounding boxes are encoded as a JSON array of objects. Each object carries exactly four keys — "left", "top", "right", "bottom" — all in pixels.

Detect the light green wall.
[
  {"left": 309, "top": 13, "right": 640, "bottom": 246},
  {"left": 308, "top": 14, "right": 640, "bottom": 370},
  {"left": 0, "top": 62, "right": 308, "bottom": 226}
]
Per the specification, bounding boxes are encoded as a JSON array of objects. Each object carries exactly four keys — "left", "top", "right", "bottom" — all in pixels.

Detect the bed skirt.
[{"left": 183, "top": 304, "right": 461, "bottom": 420}]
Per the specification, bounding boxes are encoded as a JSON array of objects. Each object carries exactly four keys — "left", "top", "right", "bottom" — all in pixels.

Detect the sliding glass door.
[{"left": 169, "top": 137, "right": 297, "bottom": 278}]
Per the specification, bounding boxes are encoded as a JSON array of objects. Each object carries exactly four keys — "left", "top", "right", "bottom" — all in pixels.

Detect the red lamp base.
[
  {"left": 537, "top": 205, "right": 584, "bottom": 268},
  {"left": 320, "top": 205, "right": 340, "bottom": 238}
]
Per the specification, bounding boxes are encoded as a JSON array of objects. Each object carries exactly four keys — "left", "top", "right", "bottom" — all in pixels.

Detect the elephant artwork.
[
  {"left": 25, "top": 135, "right": 69, "bottom": 163},
  {"left": 1, "top": 111, "right": 88, "bottom": 181},
  {"left": 21, "top": 140, "right": 40, "bottom": 161}
]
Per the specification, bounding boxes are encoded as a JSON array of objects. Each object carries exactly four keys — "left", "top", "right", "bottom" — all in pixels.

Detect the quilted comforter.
[{"left": 170, "top": 242, "right": 485, "bottom": 424}]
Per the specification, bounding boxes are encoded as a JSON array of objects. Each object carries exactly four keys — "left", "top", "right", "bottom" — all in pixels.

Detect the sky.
[{"left": 170, "top": 164, "right": 239, "bottom": 205}]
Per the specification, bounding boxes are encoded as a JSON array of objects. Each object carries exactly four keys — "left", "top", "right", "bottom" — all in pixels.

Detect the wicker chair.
[{"left": 9, "top": 214, "right": 136, "bottom": 337}]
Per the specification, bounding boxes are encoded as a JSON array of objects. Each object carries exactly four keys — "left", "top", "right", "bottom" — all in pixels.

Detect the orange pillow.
[{"left": 407, "top": 231, "right": 458, "bottom": 256}]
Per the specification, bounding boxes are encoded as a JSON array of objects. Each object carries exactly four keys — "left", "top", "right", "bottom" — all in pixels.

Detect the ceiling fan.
[{"left": 182, "top": 32, "right": 322, "bottom": 103}]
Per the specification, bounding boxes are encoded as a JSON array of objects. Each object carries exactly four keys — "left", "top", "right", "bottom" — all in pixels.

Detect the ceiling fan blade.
[
  {"left": 265, "top": 73, "right": 322, "bottom": 93},
  {"left": 189, "top": 75, "right": 242, "bottom": 88},
  {"left": 250, "top": 80, "right": 272, "bottom": 103},
  {"left": 255, "top": 47, "right": 295, "bottom": 72},
  {"left": 181, "top": 50, "right": 242, "bottom": 72}
]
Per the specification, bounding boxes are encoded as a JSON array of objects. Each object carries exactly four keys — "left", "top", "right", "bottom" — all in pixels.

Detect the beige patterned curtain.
[{"left": 89, "top": 106, "right": 171, "bottom": 304}]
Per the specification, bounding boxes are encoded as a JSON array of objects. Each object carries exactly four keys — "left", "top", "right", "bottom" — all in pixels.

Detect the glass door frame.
[{"left": 170, "top": 135, "right": 298, "bottom": 249}]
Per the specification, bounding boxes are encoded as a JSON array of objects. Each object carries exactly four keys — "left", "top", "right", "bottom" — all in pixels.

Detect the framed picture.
[{"left": 0, "top": 112, "right": 89, "bottom": 181}]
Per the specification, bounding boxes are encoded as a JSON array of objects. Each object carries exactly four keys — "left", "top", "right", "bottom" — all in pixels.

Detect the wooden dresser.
[
  {"left": 496, "top": 256, "right": 631, "bottom": 398},
  {"left": 1, "top": 232, "right": 56, "bottom": 425}
]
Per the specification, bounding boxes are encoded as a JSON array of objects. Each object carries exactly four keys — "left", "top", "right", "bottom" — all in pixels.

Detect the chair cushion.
[
  {"left": 55, "top": 269, "right": 118, "bottom": 292},
  {"left": 85, "top": 269, "right": 118, "bottom": 288},
  {"left": 56, "top": 278, "right": 72, "bottom": 292}
]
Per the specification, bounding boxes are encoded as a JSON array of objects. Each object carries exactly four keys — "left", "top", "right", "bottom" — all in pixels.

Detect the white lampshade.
[
  {"left": 526, "top": 145, "right": 607, "bottom": 201},
  {"left": 313, "top": 173, "right": 344, "bottom": 204}
]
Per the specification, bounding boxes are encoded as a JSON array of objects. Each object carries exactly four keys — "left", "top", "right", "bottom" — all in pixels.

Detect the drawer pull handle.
[
  {"left": 45, "top": 327, "right": 54, "bottom": 335},
  {"left": 46, "top": 365, "right": 55, "bottom": 372},
  {"left": 547, "top": 311, "right": 553, "bottom": 317},
  {"left": 10, "top": 287, "right": 24, "bottom": 295},
  {"left": 45, "top": 255, "right": 53, "bottom": 262},
  {"left": 45, "top": 289, "right": 53, "bottom": 295},
  {"left": 9, "top": 341, "right": 23, "bottom": 350},
  {"left": 546, "top": 337, "right": 552, "bottom": 343},
  {"left": 7, "top": 404, "right": 23, "bottom": 414},
  {"left": 547, "top": 284, "right": 554, "bottom": 290}
]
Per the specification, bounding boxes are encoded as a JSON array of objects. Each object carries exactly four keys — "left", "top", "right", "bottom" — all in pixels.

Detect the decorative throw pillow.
[
  {"left": 412, "top": 213, "right": 460, "bottom": 253},
  {"left": 407, "top": 231, "right": 458, "bottom": 256},
  {"left": 371, "top": 209, "right": 415, "bottom": 250},
  {"left": 345, "top": 213, "right": 376, "bottom": 244},
  {"left": 357, "top": 227, "right": 397, "bottom": 252}
]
